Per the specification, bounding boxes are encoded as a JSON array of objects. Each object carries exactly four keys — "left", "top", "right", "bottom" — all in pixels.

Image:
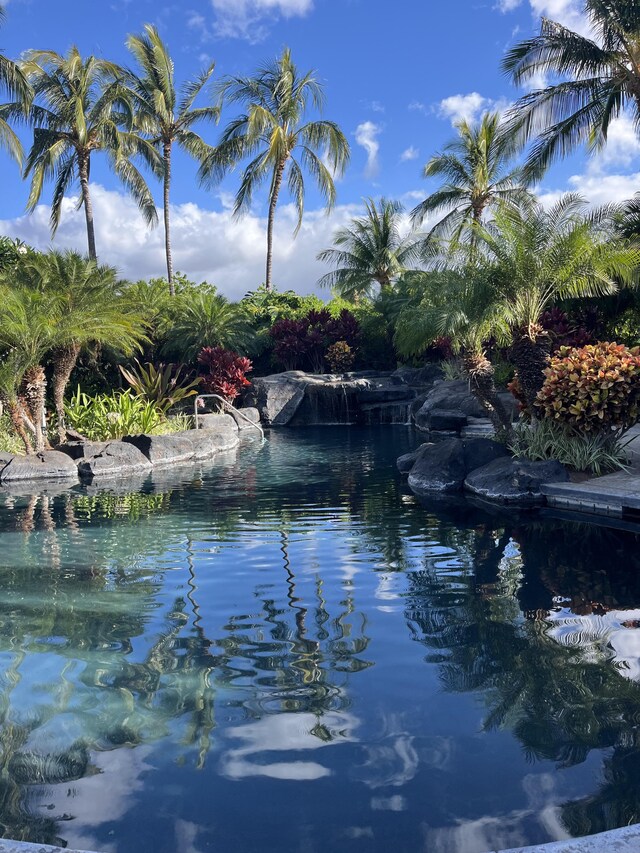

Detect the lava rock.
[
  {"left": 407, "top": 438, "right": 467, "bottom": 494},
  {"left": 396, "top": 443, "right": 432, "bottom": 474},
  {"left": 179, "top": 420, "right": 239, "bottom": 459},
  {"left": 58, "top": 440, "right": 108, "bottom": 460},
  {"left": 464, "top": 457, "right": 569, "bottom": 505},
  {"left": 226, "top": 406, "right": 261, "bottom": 432},
  {"left": 428, "top": 409, "right": 468, "bottom": 432},
  {"left": 77, "top": 441, "right": 152, "bottom": 481},
  {"left": 0, "top": 450, "right": 79, "bottom": 482},
  {"left": 248, "top": 373, "right": 309, "bottom": 425},
  {"left": 123, "top": 433, "right": 195, "bottom": 466},
  {"left": 462, "top": 438, "right": 510, "bottom": 472},
  {"left": 356, "top": 386, "right": 416, "bottom": 404}
]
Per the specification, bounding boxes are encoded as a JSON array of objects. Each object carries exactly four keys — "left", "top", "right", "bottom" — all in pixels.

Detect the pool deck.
[
  {"left": 541, "top": 426, "right": 640, "bottom": 519},
  {"left": 491, "top": 823, "right": 640, "bottom": 852}
]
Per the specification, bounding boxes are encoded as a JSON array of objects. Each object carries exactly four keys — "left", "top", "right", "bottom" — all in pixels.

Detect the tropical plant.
[
  {"left": 64, "top": 387, "right": 164, "bottom": 440},
  {"left": 9, "top": 47, "right": 157, "bottom": 259},
  {"left": 476, "top": 195, "right": 640, "bottom": 411},
  {"left": 0, "top": 5, "right": 31, "bottom": 165},
  {"left": 317, "top": 198, "right": 421, "bottom": 300},
  {"left": 200, "top": 47, "right": 350, "bottom": 291},
  {"left": 0, "top": 411, "right": 22, "bottom": 454},
  {"left": 535, "top": 341, "right": 640, "bottom": 437},
  {"left": 269, "top": 308, "right": 360, "bottom": 373},
  {"left": 326, "top": 341, "right": 354, "bottom": 373},
  {"left": 125, "top": 25, "right": 218, "bottom": 295},
  {"left": 410, "top": 112, "right": 532, "bottom": 248},
  {"left": 119, "top": 360, "right": 200, "bottom": 412},
  {"left": 510, "top": 419, "right": 629, "bottom": 476},
  {"left": 394, "top": 268, "right": 514, "bottom": 436},
  {"left": 503, "top": 1, "right": 640, "bottom": 179},
  {"left": 197, "top": 347, "right": 253, "bottom": 402},
  {"left": 163, "top": 291, "right": 252, "bottom": 362}
]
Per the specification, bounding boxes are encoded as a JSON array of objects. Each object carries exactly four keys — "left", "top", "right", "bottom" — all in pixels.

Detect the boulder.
[
  {"left": 248, "top": 373, "right": 308, "bottom": 425},
  {"left": 225, "top": 407, "right": 262, "bottom": 432},
  {"left": 407, "top": 438, "right": 467, "bottom": 494},
  {"left": 415, "top": 381, "right": 486, "bottom": 429},
  {"left": 392, "top": 365, "right": 442, "bottom": 387},
  {"left": 462, "top": 437, "right": 510, "bottom": 472},
  {"left": 123, "top": 433, "right": 195, "bottom": 466},
  {"left": 0, "top": 452, "right": 14, "bottom": 475},
  {"left": 397, "top": 443, "right": 432, "bottom": 474},
  {"left": 356, "top": 386, "right": 416, "bottom": 404},
  {"left": 0, "top": 450, "right": 79, "bottom": 482},
  {"left": 77, "top": 441, "right": 152, "bottom": 481},
  {"left": 178, "top": 421, "right": 239, "bottom": 459},
  {"left": 428, "top": 410, "right": 468, "bottom": 432},
  {"left": 464, "top": 457, "right": 569, "bottom": 505},
  {"left": 58, "top": 440, "right": 108, "bottom": 460}
]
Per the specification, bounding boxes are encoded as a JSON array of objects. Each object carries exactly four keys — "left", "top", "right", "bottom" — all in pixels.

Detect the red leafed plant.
[{"left": 198, "top": 347, "right": 253, "bottom": 402}]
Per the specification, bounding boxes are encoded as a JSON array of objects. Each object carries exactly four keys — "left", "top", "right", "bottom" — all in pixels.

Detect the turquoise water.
[{"left": 0, "top": 427, "right": 640, "bottom": 853}]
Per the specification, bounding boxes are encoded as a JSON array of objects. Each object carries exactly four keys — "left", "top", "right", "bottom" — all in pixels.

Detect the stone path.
[{"left": 542, "top": 426, "right": 640, "bottom": 518}]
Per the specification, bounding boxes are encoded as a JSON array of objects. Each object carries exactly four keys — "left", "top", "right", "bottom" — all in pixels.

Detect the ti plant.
[{"left": 119, "top": 360, "right": 201, "bottom": 414}]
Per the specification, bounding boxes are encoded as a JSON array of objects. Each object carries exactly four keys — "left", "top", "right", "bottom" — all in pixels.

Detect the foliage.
[
  {"left": 440, "top": 358, "right": 466, "bottom": 381},
  {"left": 535, "top": 342, "right": 640, "bottom": 437},
  {"left": 0, "top": 236, "right": 28, "bottom": 272},
  {"left": 119, "top": 360, "right": 200, "bottom": 413},
  {"left": 0, "top": 412, "right": 22, "bottom": 454},
  {"left": 510, "top": 420, "right": 629, "bottom": 476},
  {"left": 606, "top": 307, "right": 640, "bottom": 349},
  {"left": 540, "top": 307, "right": 594, "bottom": 352},
  {"left": 326, "top": 341, "right": 354, "bottom": 373},
  {"left": 197, "top": 347, "right": 253, "bottom": 402},
  {"left": 162, "top": 291, "right": 253, "bottom": 362},
  {"left": 64, "top": 387, "right": 164, "bottom": 440},
  {"left": 317, "top": 198, "right": 421, "bottom": 300},
  {"left": 269, "top": 308, "right": 360, "bottom": 373}
]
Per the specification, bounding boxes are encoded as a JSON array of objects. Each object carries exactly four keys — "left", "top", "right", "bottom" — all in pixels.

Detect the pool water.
[{"left": 0, "top": 426, "right": 640, "bottom": 853}]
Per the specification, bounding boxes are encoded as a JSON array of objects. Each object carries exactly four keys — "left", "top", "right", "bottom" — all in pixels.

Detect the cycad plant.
[
  {"left": 163, "top": 291, "right": 253, "bottom": 362},
  {"left": 317, "top": 198, "right": 421, "bottom": 300},
  {"left": 503, "top": 1, "right": 640, "bottom": 177},
  {"left": 8, "top": 47, "right": 157, "bottom": 259},
  {"left": 200, "top": 47, "right": 350, "bottom": 291},
  {"left": 125, "top": 25, "right": 218, "bottom": 295},
  {"left": 411, "top": 112, "right": 532, "bottom": 249}
]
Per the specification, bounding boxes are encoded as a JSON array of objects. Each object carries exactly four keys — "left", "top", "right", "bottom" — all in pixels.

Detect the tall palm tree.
[
  {"left": 411, "top": 111, "right": 532, "bottom": 247},
  {"left": 316, "top": 198, "right": 421, "bottom": 301},
  {"left": 7, "top": 47, "right": 157, "bottom": 260},
  {"left": 477, "top": 195, "right": 640, "bottom": 409},
  {"left": 394, "top": 267, "right": 514, "bottom": 436},
  {"left": 125, "top": 25, "right": 219, "bottom": 296},
  {"left": 200, "top": 47, "right": 350, "bottom": 292},
  {"left": 502, "top": 1, "right": 640, "bottom": 177},
  {"left": 0, "top": 5, "right": 31, "bottom": 164}
]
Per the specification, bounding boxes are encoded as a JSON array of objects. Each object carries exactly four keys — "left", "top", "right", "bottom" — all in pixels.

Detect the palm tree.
[
  {"left": 476, "top": 195, "right": 640, "bottom": 410},
  {"left": 0, "top": 5, "right": 31, "bottom": 164},
  {"left": 8, "top": 47, "right": 157, "bottom": 260},
  {"left": 125, "top": 25, "right": 219, "bottom": 297},
  {"left": 200, "top": 47, "right": 350, "bottom": 292},
  {"left": 394, "top": 267, "right": 514, "bottom": 436},
  {"left": 163, "top": 291, "right": 252, "bottom": 362},
  {"left": 502, "top": 1, "right": 640, "bottom": 177},
  {"left": 316, "top": 198, "right": 421, "bottom": 301},
  {"left": 410, "top": 112, "right": 532, "bottom": 248}
]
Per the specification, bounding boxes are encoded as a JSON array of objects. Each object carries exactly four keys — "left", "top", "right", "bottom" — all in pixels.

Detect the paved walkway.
[{"left": 542, "top": 426, "right": 640, "bottom": 518}]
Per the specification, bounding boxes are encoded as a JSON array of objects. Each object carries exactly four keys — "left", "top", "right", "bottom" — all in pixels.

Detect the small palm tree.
[
  {"left": 394, "top": 268, "right": 514, "bottom": 436},
  {"left": 0, "top": 5, "right": 31, "bottom": 164},
  {"left": 476, "top": 195, "right": 640, "bottom": 409},
  {"left": 163, "top": 291, "right": 252, "bottom": 362},
  {"left": 411, "top": 112, "right": 532, "bottom": 248},
  {"left": 125, "top": 25, "right": 219, "bottom": 296},
  {"left": 200, "top": 47, "right": 350, "bottom": 292},
  {"left": 9, "top": 47, "right": 157, "bottom": 259},
  {"left": 502, "top": 2, "right": 640, "bottom": 177},
  {"left": 317, "top": 198, "right": 421, "bottom": 301}
]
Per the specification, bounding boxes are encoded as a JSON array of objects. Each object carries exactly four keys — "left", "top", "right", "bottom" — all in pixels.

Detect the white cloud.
[
  {"left": 529, "top": 0, "right": 590, "bottom": 35},
  {"left": 408, "top": 101, "right": 428, "bottom": 114},
  {"left": 400, "top": 146, "right": 419, "bottom": 163},
  {"left": 589, "top": 114, "right": 640, "bottom": 171},
  {"left": 539, "top": 170, "right": 640, "bottom": 209},
  {"left": 437, "top": 93, "right": 496, "bottom": 125},
  {"left": 209, "top": 0, "right": 313, "bottom": 40},
  {"left": 497, "top": 0, "right": 522, "bottom": 10},
  {"left": 0, "top": 185, "right": 361, "bottom": 299},
  {"left": 355, "top": 121, "right": 381, "bottom": 178}
]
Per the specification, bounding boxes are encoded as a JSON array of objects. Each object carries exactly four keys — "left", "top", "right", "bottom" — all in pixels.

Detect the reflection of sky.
[{"left": 545, "top": 608, "right": 640, "bottom": 680}]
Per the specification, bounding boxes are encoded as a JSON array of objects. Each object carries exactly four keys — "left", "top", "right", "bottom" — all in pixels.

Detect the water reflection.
[{"left": 0, "top": 429, "right": 639, "bottom": 850}]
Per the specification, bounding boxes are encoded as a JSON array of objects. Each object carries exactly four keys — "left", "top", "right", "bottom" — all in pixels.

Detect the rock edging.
[{"left": 0, "top": 413, "right": 249, "bottom": 488}]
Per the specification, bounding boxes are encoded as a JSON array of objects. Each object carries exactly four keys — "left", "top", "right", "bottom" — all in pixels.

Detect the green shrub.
[
  {"left": 0, "top": 412, "right": 23, "bottom": 455},
  {"left": 64, "top": 388, "right": 164, "bottom": 440},
  {"left": 510, "top": 420, "right": 629, "bottom": 476},
  {"left": 326, "top": 341, "right": 354, "bottom": 373},
  {"left": 441, "top": 359, "right": 465, "bottom": 381},
  {"left": 535, "top": 342, "right": 640, "bottom": 436},
  {"left": 119, "top": 361, "right": 200, "bottom": 412}
]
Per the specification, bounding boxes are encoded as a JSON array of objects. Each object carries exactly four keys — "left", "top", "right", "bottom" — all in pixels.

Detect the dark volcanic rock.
[
  {"left": 462, "top": 438, "right": 510, "bottom": 472},
  {"left": 123, "top": 433, "right": 195, "bottom": 466},
  {"left": 77, "top": 441, "right": 152, "bottom": 481},
  {"left": 414, "top": 380, "right": 518, "bottom": 431},
  {"left": 428, "top": 410, "right": 468, "bottom": 432},
  {"left": 396, "top": 443, "right": 432, "bottom": 474},
  {"left": 356, "top": 386, "right": 416, "bottom": 404},
  {"left": 464, "top": 457, "right": 569, "bottom": 505},
  {"left": 248, "top": 373, "right": 308, "bottom": 425},
  {"left": 0, "top": 450, "right": 79, "bottom": 482},
  {"left": 58, "top": 440, "right": 108, "bottom": 460},
  {"left": 228, "top": 406, "right": 261, "bottom": 432},
  {"left": 407, "top": 439, "right": 467, "bottom": 494}
]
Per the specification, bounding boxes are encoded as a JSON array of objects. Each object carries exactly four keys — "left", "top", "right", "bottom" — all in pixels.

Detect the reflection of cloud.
[
  {"left": 546, "top": 608, "right": 640, "bottom": 680},
  {"left": 220, "top": 711, "right": 357, "bottom": 781},
  {"left": 371, "top": 794, "right": 406, "bottom": 811}
]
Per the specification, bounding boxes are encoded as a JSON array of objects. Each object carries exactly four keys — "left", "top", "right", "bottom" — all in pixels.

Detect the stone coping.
[
  {"left": 0, "top": 842, "right": 98, "bottom": 853},
  {"left": 489, "top": 823, "right": 640, "bottom": 852}
]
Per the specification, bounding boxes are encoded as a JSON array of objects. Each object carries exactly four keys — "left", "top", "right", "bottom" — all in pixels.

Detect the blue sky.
[{"left": 1, "top": 0, "right": 639, "bottom": 297}]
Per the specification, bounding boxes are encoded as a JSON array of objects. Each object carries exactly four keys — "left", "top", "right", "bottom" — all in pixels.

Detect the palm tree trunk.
[
  {"left": 163, "top": 142, "right": 175, "bottom": 297},
  {"left": 265, "top": 159, "right": 286, "bottom": 292},
  {"left": 2, "top": 395, "right": 33, "bottom": 454},
  {"left": 22, "top": 365, "right": 48, "bottom": 452},
  {"left": 52, "top": 342, "right": 81, "bottom": 444},
  {"left": 78, "top": 153, "right": 97, "bottom": 261},
  {"left": 511, "top": 328, "right": 551, "bottom": 414},
  {"left": 463, "top": 351, "right": 514, "bottom": 438}
]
